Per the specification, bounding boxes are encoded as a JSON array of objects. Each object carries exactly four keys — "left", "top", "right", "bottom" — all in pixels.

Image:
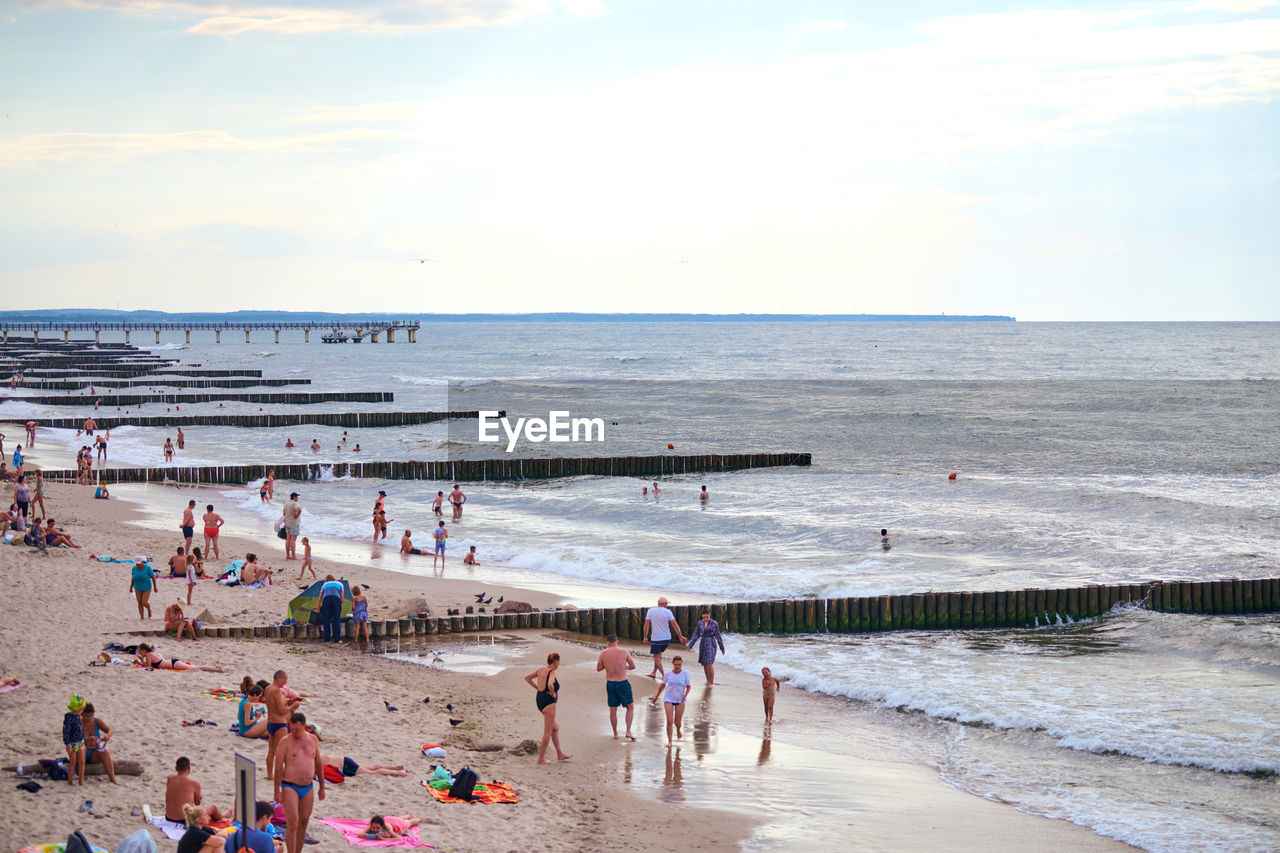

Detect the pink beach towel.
[
  {"left": 316, "top": 818, "right": 435, "bottom": 849},
  {"left": 0, "top": 681, "right": 23, "bottom": 693}
]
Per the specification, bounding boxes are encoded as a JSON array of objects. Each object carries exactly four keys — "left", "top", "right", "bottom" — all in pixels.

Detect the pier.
[
  {"left": 126, "top": 578, "right": 1280, "bottom": 642},
  {"left": 0, "top": 321, "right": 421, "bottom": 344},
  {"left": 38, "top": 452, "right": 811, "bottom": 485}
]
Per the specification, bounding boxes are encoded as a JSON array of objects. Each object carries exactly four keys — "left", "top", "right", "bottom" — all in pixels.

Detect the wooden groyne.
[
  {"left": 15, "top": 377, "right": 310, "bottom": 390},
  {"left": 151, "top": 578, "right": 1280, "bottom": 643},
  {"left": 28, "top": 410, "right": 500, "bottom": 430},
  {"left": 21, "top": 369, "right": 264, "bottom": 379},
  {"left": 41, "top": 452, "right": 811, "bottom": 485},
  {"left": 5, "top": 391, "right": 393, "bottom": 406}
]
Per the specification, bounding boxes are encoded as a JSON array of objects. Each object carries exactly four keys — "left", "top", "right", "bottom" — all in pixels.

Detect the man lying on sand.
[{"left": 319, "top": 751, "right": 408, "bottom": 777}]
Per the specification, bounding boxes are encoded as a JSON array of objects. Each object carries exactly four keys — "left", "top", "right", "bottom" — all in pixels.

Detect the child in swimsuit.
[
  {"left": 297, "top": 537, "right": 316, "bottom": 580},
  {"left": 63, "top": 694, "right": 87, "bottom": 786},
  {"left": 761, "top": 667, "right": 781, "bottom": 723},
  {"left": 363, "top": 815, "right": 422, "bottom": 840}
]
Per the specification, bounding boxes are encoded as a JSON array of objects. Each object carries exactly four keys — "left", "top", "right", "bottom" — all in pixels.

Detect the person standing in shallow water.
[{"left": 685, "top": 607, "right": 726, "bottom": 685}]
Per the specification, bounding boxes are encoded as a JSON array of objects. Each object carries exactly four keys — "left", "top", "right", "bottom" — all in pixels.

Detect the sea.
[{"left": 5, "top": 320, "right": 1279, "bottom": 851}]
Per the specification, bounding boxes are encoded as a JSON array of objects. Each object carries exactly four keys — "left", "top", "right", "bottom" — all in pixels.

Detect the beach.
[{"left": 0, "top": 437, "right": 1138, "bottom": 852}]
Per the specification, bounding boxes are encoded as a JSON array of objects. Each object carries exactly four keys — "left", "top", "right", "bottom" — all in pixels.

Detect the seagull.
[
  {"left": 413, "top": 258, "right": 435, "bottom": 264},
  {"left": 384, "top": 701, "right": 398, "bottom": 712}
]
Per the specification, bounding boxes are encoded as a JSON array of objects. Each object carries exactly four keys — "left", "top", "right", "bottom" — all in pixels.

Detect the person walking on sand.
[
  {"left": 447, "top": 484, "right": 466, "bottom": 519},
  {"left": 274, "top": 712, "right": 324, "bottom": 853},
  {"left": 264, "top": 670, "right": 302, "bottom": 781},
  {"left": 432, "top": 520, "right": 448, "bottom": 568},
  {"left": 180, "top": 500, "right": 196, "bottom": 555},
  {"left": 597, "top": 634, "right": 637, "bottom": 741},
  {"left": 524, "top": 653, "right": 572, "bottom": 764},
  {"left": 297, "top": 537, "right": 316, "bottom": 580},
  {"left": 686, "top": 607, "right": 726, "bottom": 685},
  {"left": 650, "top": 655, "right": 692, "bottom": 746},
  {"left": 761, "top": 667, "right": 782, "bottom": 724},
  {"left": 643, "top": 596, "right": 685, "bottom": 680},
  {"left": 129, "top": 557, "right": 155, "bottom": 620},
  {"left": 283, "top": 492, "right": 302, "bottom": 559},
  {"left": 202, "top": 505, "right": 223, "bottom": 559}
]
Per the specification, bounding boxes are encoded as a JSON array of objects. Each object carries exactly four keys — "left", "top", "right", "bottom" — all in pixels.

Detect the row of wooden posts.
[
  {"left": 128, "top": 578, "right": 1280, "bottom": 643},
  {"left": 41, "top": 452, "right": 812, "bottom": 485},
  {"left": 15, "top": 377, "right": 309, "bottom": 390},
  {"left": 20, "top": 369, "right": 264, "bottom": 379},
  {"left": 31, "top": 410, "right": 499, "bottom": 431},
  {"left": 6, "top": 391, "right": 394, "bottom": 405}
]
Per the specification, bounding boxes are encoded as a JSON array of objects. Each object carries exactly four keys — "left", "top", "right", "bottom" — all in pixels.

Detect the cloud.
[
  {"left": 32, "top": 0, "right": 590, "bottom": 35},
  {"left": 0, "top": 127, "right": 406, "bottom": 166}
]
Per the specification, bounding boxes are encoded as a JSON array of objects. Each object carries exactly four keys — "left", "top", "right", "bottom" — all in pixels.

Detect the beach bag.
[
  {"left": 65, "top": 830, "right": 93, "bottom": 853},
  {"left": 49, "top": 760, "right": 69, "bottom": 781},
  {"left": 448, "top": 766, "right": 478, "bottom": 801},
  {"left": 277, "top": 528, "right": 287, "bottom": 540}
]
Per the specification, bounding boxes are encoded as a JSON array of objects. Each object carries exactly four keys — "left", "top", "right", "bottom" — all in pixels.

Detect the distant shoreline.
[{"left": 0, "top": 310, "right": 1016, "bottom": 323}]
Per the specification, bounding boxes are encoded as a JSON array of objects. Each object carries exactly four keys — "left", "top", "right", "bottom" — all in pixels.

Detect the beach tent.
[{"left": 287, "top": 579, "right": 353, "bottom": 624}]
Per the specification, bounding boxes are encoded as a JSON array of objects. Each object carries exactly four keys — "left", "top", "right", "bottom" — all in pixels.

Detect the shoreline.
[{"left": 0, "top": 430, "right": 1135, "bottom": 852}]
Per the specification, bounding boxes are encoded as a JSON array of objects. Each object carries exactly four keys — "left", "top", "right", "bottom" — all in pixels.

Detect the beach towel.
[
  {"left": 419, "top": 779, "right": 520, "bottom": 804},
  {"left": 94, "top": 556, "right": 148, "bottom": 564},
  {"left": 146, "top": 817, "right": 186, "bottom": 841},
  {"left": 18, "top": 843, "right": 110, "bottom": 853},
  {"left": 316, "top": 818, "right": 435, "bottom": 849},
  {"left": 0, "top": 680, "right": 23, "bottom": 693},
  {"left": 202, "top": 688, "right": 309, "bottom": 704}
]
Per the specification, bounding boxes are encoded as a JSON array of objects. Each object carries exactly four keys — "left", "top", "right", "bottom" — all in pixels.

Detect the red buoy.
[
  {"left": 667, "top": 443, "right": 675, "bottom": 450},
  {"left": 948, "top": 472, "right": 957, "bottom": 480}
]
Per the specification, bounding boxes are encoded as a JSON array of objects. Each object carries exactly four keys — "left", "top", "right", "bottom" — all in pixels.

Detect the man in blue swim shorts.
[
  {"left": 643, "top": 596, "right": 685, "bottom": 680},
  {"left": 432, "top": 520, "right": 448, "bottom": 569},
  {"left": 597, "top": 634, "right": 637, "bottom": 740},
  {"left": 274, "top": 712, "right": 324, "bottom": 853}
]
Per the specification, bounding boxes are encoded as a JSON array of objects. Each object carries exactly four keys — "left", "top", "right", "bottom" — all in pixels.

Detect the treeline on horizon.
[{"left": 0, "top": 309, "right": 1016, "bottom": 323}]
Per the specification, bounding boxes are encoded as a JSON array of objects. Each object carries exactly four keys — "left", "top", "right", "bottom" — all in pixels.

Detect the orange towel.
[{"left": 420, "top": 780, "right": 520, "bottom": 804}]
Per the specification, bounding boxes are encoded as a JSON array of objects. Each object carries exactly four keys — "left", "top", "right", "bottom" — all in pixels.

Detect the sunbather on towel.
[
  {"left": 165, "top": 603, "right": 199, "bottom": 642},
  {"left": 135, "top": 643, "right": 223, "bottom": 672},
  {"left": 320, "top": 752, "right": 408, "bottom": 777},
  {"left": 241, "top": 553, "right": 274, "bottom": 586},
  {"left": 363, "top": 814, "right": 422, "bottom": 840}
]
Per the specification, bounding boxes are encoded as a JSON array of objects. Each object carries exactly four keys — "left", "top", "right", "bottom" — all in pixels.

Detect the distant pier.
[{"left": 0, "top": 320, "right": 420, "bottom": 344}]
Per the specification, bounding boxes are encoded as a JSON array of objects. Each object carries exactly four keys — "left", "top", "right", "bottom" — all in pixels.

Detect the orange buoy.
[
  {"left": 667, "top": 443, "right": 674, "bottom": 450},
  {"left": 948, "top": 472, "right": 957, "bottom": 480}
]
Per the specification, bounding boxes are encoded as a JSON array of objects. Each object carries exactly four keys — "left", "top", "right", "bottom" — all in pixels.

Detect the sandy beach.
[{"left": 0, "top": 430, "right": 1136, "bottom": 852}]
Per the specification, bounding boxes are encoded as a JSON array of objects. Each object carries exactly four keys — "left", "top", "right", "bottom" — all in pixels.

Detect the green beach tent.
[{"left": 287, "top": 579, "right": 353, "bottom": 625}]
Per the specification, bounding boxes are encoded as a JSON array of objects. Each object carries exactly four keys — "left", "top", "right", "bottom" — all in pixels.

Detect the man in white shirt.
[{"left": 642, "top": 596, "right": 685, "bottom": 680}]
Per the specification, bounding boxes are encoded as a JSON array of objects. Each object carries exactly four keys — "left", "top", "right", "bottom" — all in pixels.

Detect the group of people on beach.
[{"left": 523, "top": 596, "right": 782, "bottom": 765}]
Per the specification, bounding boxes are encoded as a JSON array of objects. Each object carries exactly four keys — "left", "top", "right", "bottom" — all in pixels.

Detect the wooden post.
[
  {"left": 803, "top": 599, "right": 817, "bottom": 632},
  {"left": 1065, "top": 588, "right": 1081, "bottom": 620},
  {"left": 959, "top": 593, "right": 974, "bottom": 629},
  {"left": 605, "top": 608, "right": 618, "bottom": 637},
  {"left": 773, "top": 600, "right": 786, "bottom": 633},
  {"left": 910, "top": 594, "right": 925, "bottom": 629},
  {"left": 923, "top": 593, "right": 937, "bottom": 629},
  {"left": 1085, "top": 586, "right": 1099, "bottom": 618},
  {"left": 994, "top": 592, "right": 1008, "bottom": 628},
  {"left": 554, "top": 610, "right": 568, "bottom": 630},
  {"left": 943, "top": 593, "right": 959, "bottom": 628},
  {"left": 1242, "top": 580, "right": 1255, "bottom": 614},
  {"left": 976, "top": 592, "right": 992, "bottom": 628},
  {"left": 782, "top": 599, "right": 797, "bottom": 634},
  {"left": 889, "top": 595, "right": 904, "bottom": 630}
]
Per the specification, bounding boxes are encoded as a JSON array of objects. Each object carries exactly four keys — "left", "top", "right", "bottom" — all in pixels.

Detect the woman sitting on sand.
[
  {"left": 81, "top": 702, "right": 117, "bottom": 784},
  {"left": 133, "top": 643, "right": 223, "bottom": 673},
  {"left": 187, "top": 546, "right": 205, "bottom": 578},
  {"left": 179, "top": 803, "right": 227, "bottom": 853},
  {"left": 363, "top": 815, "right": 422, "bottom": 840},
  {"left": 241, "top": 553, "right": 274, "bottom": 586},
  {"left": 237, "top": 685, "right": 269, "bottom": 738},
  {"left": 164, "top": 603, "right": 199, "bottom": 641}
]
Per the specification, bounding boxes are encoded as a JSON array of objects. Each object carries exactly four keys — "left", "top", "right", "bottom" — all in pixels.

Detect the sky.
[{"left": 1, "top": 0, "right": 1278, "bottom": 320}]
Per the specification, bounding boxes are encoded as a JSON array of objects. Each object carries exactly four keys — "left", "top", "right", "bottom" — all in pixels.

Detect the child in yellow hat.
[{"left": 63, "top": 694, "right": 87, "bottom": 785}]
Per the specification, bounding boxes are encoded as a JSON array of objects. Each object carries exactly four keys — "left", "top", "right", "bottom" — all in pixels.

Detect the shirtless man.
[
  {"left": 310, "top": 439, "right": 320, "bottom": 451},
  {"left": 282, "top": 492, "right": 302, "bottom": 559},
  {"left": 181, "top": 500, "right": 196, "bottom": 554},
  {"left": 318, "top": 752, "right": 408, "bottom": 778},
  {"left": 168, "top": 547, "right": 188, "bottom": 577},
  {"left": 447, "top": 485, "right": 466, "bottom": 520},
  {"left": 400, "top": 530, "right": 423, "bottom": 556},
  {"left": 597, "top": 634, "right": 637, "bottom": 740},
  {"left": 95, "top": 434, "right": 107, "bottom": 461},
  {"left": 25, "top": 420, "right": 36, "bottom": 446},
  {"left": 164, "top": 756, "right": 224, "bottom": 824},
  {"left": 176, "top": 427, "right": 185, "bottom": 450},
  {"left": 264, "top": 670, "right": 301, "bottom": 781},
  {"left": 83, "top": 417, "right": 96, "bottom": 436},
  {"left": 273, "top": 713, "right": 324, "bottom": 853}
]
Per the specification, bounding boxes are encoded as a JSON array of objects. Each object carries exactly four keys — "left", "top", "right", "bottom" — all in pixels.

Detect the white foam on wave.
[
  {"left": 392, "top": 375, "right": 449, "bottom": 386},
  {"left": 141, "top": 342, "right": 187, "bottom": 351}
]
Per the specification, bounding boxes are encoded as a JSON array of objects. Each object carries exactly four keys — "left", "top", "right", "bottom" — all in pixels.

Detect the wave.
[
  {"left": 393, "top": 375, "right": 449, "bottom": 386},
  {"left": 141, "top": 342, "right": 187, "bottom": 351}
]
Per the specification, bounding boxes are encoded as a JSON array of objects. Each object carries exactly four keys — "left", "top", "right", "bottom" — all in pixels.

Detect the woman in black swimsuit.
[{"left": 523, "top": 653, "right": 571, "bottom": 765}]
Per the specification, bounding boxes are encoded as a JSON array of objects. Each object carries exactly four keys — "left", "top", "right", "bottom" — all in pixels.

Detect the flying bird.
[{"left": 413, "top": 258, "right": 435, "bottom": 263}]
